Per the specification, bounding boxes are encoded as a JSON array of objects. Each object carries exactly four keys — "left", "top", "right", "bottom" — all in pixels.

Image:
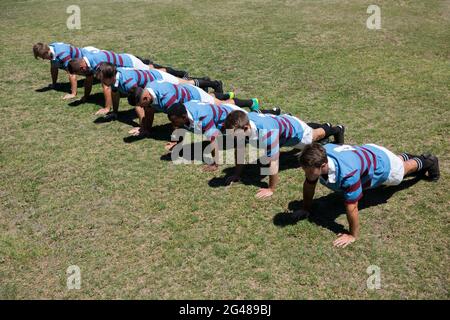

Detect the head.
[
  {"left": 33, "top": 42, "right": 51, "bottom": 60},
  {"left": 167, "top": 103, "right": 189, "bottom": 128},
  {"left": 298, "top": 143, "right": 329, "bottom": 179},
  {"left": 224, "top": 110, "right": 251, "bottom": 138},
  {"left": 127, "top": 86, "right": 153, "bottom": 107},
  {"left": 95, "top": 62, "right": 117, "bottom": 86},
  {"left": 68, "top": 58, "right": 89, "bottom": 75}
]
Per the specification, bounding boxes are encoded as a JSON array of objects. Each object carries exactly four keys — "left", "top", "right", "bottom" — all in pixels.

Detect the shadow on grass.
[
  {"left": 272, "top": 176, "right": 423, "bottom": 234},
  {"left": 35, "top": 79, "right": 86, "bottom": 93},
  {"left": 208, "top": 148, "right": 302, "bottom": 189},
  {"left": 209, "top": 164, "right": 268, "bottom": 188},
  {"left": 158, "top": 136, "right": 271, "bottom": 188},
  {"left": 36, "top": 78, "right": 105, "bottom": 108},
  {"left": 160, "top": 140, "right": 211, "bottom": 163},
  {"left": 123, "top": 123, "right": 173, "bottom": 144},
  {"left": 35, "top": 78, "right": 101, "bottom": 94},
  {"left": 68, "top": 92, "right": 105, "bottom": 108},
  {"left": 159, "top": 132, "right": 234, "bottom": 162},
  {"left": 94, "top": 108, "right": 140, "bottom": 128}
]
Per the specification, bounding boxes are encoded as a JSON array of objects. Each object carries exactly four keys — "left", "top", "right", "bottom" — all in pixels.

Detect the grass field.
[{"left": 0, "top": 0, "right": 449, "bottom": 299}]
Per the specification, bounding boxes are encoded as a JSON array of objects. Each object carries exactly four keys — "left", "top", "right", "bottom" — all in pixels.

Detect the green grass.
[{"left": 0, "top": 0, "right": 449, "bottom": 299}]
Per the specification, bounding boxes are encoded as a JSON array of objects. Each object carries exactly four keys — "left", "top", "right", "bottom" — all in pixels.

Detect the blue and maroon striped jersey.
[
  {"left": 81, "top": 48, "right": 133, "bottom": 71},
  {"left": 113, "top": 68, "right": 164, "bottom": 94},
  {"left": 147, "top": 81, "right": 203, "bottom": 112},
  {"left": 184, "top": 101, "right": 240, "bottom": 141},
  {"left": 320, "top": 144, "right": 392, "bottom": 204},
  {"left": 49, "top": 42, "right": 83, "bottom": 69},
  {"left": 247, "top": 113, "right": 305, "bottom": 159}
]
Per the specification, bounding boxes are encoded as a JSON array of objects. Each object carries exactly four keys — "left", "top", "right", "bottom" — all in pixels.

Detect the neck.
[{"left": 319, "top": 163, "right": 328, "bottom": 175}]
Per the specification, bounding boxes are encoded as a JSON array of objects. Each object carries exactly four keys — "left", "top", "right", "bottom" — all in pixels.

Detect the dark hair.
[
  {"left": 224, "top": 110, "right": 250, "bottom": 130},
  {"left": 167, "top": 103, "right": 187, "bottom": 119},
  {"left": 33, "top": 42, "right": 49, "bottom": 59},
  {"left": 298, "top": 143, "right": 328, "bottom": 168},
  {"left": 96, "top": 62, "right": 117, "bottom": 79},
  {"left": 67, "top": 58, "right": 84, "bottom": 74},
  {"left": 127, "top": 86, "right": 144, "bottom": 106}
]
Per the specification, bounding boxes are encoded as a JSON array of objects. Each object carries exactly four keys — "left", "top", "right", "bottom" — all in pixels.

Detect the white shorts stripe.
[
  {"left": 157, "top": 70, "right": 180, "bottom": 84},
  {"left": 127, "top": 54, "right": 150, "bottom": 70},
  {"left": 367, "top": 144, "right": 404, "bottom": 186},
  {"left": 194, "top": 86, "right": 215, "bottom": 104},
  {"left": 290, "top": 116, "right": 313, "bottom": 149}
]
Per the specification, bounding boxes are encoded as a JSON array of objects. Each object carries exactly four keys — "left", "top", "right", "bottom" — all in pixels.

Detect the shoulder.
[
  {"left": 81, "top": 48, "right": 93, "bottom": 56},
  {"left": 324, "top": 143, "right": 357, "bottom": 155},
  {"left": 247, "top": 111, "right": 265, "bottom": 122},
  {"left": 157, "top": 80, "right": 170, "bottom": 87},
  {"left": 118, "top": 67, "right": 132, "bottom": 76},
  {"left": 251, "top": 113, "right": 274, "bottom": 129},
  {"left": 149, "top": 80, "right": 164, "bottom": 88},
  {"left": 184, "top": 100, "right": 199, "bottom": 111}
]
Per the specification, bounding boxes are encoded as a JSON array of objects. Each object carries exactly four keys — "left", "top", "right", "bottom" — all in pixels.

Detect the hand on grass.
[
  {"left": 95, "top": 108, "right": 110, "bottom": 115},
  {"left": 203, "top": 163, "right": 219, "bottom": 172},
  {"left": 256, "top": 188, "right": 274, "bottom": 199},
  {"left": 62, "top": 93, "right": 76, "bottom": 100},
  {"left": 333, "top": 234, "right": 356, "bottom": 248},
  {"left": 128, "top": 127, "right": 149, "bottom": 137},
  {"left": 165, "top": 141, "right": 178, "bottom": 151}
]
